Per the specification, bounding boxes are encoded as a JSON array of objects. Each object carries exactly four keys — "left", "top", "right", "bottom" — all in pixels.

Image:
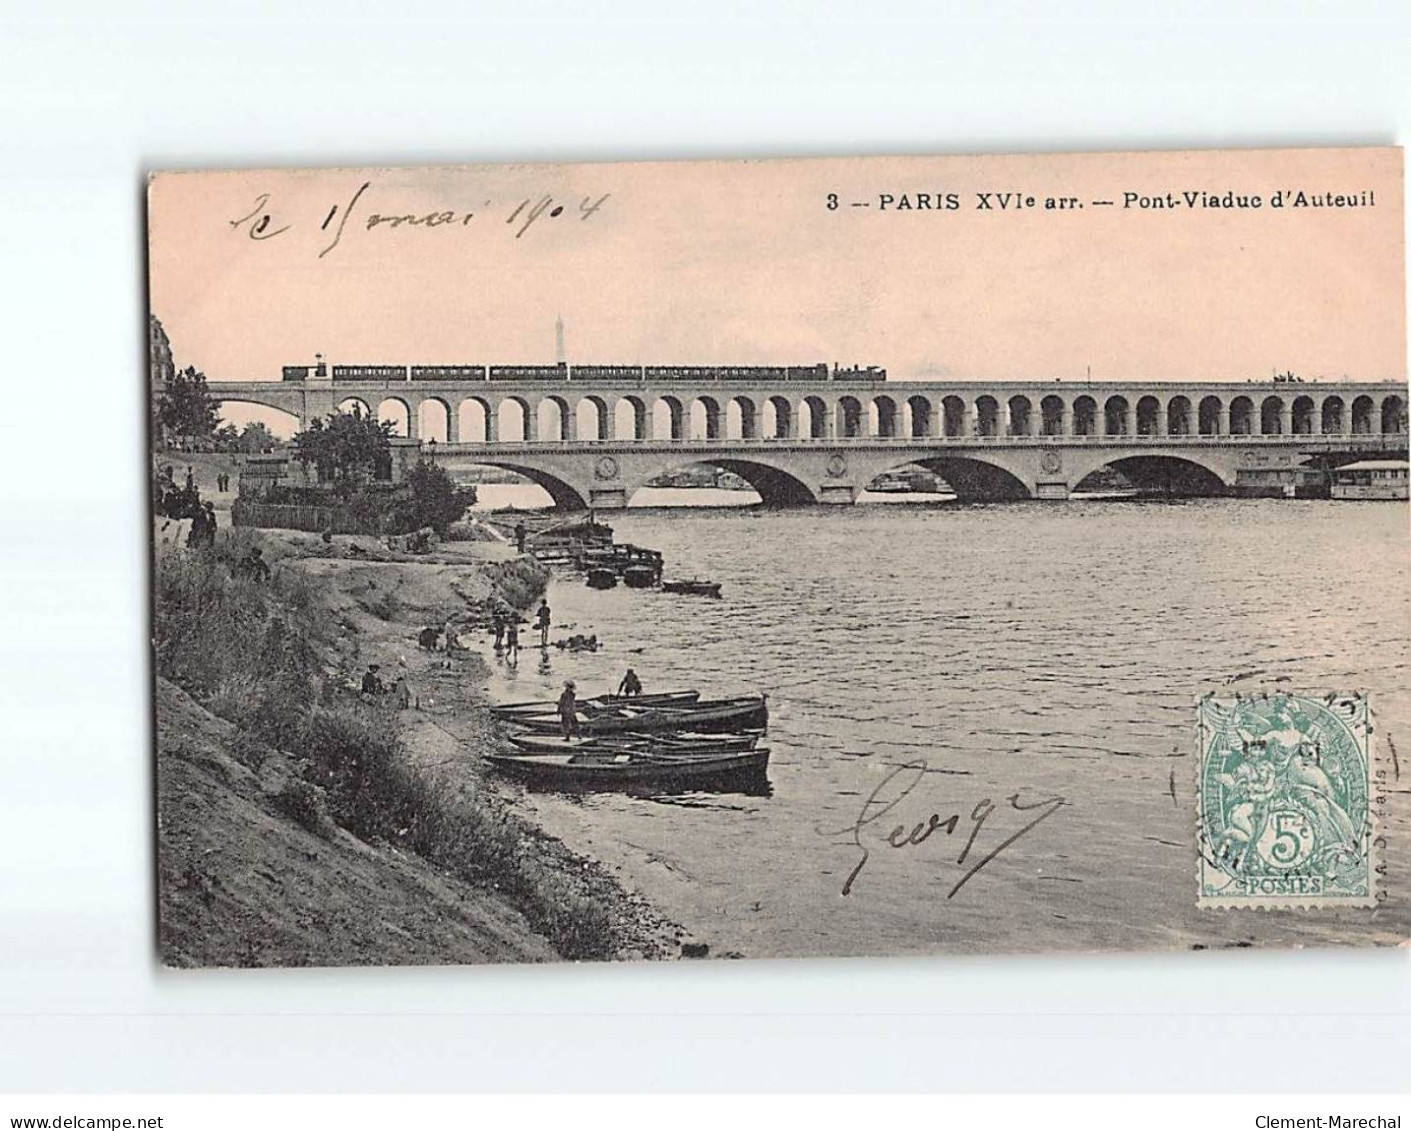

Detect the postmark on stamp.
[{"left": 1197, "top": 692, "right": 1378, "bottom": 909}]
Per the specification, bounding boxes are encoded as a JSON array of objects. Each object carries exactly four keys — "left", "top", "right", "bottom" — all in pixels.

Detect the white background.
[{"left": 1, "top": 0, "right": 1408, "bottom": 1094}]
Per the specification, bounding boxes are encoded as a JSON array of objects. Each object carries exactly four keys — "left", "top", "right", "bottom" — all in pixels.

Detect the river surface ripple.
[{"left": 477, "top": 493, "right": 1411, "bottom": 958}]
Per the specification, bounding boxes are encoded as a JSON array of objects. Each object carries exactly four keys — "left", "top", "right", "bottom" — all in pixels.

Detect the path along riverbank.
[{"left": 154, "top": 506, "right": 685, "bottom": 967}]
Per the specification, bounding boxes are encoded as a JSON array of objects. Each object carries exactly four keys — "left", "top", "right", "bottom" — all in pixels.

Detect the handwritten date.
[{"left": 229, "top": 182, "right": 611, "bottom": 259}]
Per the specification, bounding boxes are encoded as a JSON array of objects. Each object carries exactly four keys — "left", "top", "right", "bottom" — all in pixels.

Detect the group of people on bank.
[
  {"left": 154, "top": 461, "right": 269, "bottom": 582},
  {"left": 488, "top": 598, "right": 558, "bottom": 662},
  {"left": 359, "top": 663, "right": 414, "bottom": 709}
]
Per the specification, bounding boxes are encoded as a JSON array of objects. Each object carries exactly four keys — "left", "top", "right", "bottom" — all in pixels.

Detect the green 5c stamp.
[{"left": 1197, "top": 692, "right": 1378, "bottom": 909}]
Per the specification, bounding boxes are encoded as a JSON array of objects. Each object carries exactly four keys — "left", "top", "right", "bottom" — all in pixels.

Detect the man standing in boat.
[{"left": 557, "top": 680, "right": 578, "bottom": 741}]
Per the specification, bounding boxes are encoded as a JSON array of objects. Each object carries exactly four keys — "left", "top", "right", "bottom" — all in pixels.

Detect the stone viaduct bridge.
[{"left": 205, "top": 363, "right": 1407, "bottom": 508}]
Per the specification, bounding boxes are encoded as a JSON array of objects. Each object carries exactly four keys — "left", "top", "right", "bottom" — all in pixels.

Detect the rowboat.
[
  {"left": 622, "top": 564, "right": 658, "bottom": 589},
  {"left": 503, "top": 694, "right": 767, "bottom": 735},
  {"left": 506, "top": 729, "right": 762, "bottom": 756},
  {"left": 661, "top": 579, "right": 722, "bottom": 598},
  {"left": 486, "top": 746, "right": 770, "bottom": 788},
  {"left": 502, "top": 694, "right": 769, "bottom": 736},
  {"left": 585, "top": 567, "right": 618, "bottom": 589},
  {"left": 490, "top": 690, "right": 700, "bottom": 718}
]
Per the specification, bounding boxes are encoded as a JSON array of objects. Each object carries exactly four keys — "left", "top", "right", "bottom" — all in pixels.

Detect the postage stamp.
[{"left": 1197, "top": 692, "right": 1378, "bottom": 909}]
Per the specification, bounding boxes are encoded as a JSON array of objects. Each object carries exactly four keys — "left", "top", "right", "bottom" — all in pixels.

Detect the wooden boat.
[
  {"left": 650, "top": 728, "right": 764, "bottom": 749},
  {"left": 866, "top": 471, "right": 915, "bottom": 493},
  {"left": 585, "top": 567, "right": 618, "bottom": 589},
  {"left": 486, "top": 746, "right": 770, "bottom": 788},
  {"left": 503, "top": 694, "right": 768, "bottom": 736},
  {"left": 661, "top": 579, "right": 722, "bottom": 598},
  {"left": 622, "top": 564, "right": 658, "bottom": 589},
  {"left": 491, "top": 690, "right": 700, "bottom": 718},
  {"left": 507, "top": 729, "right": 761, "bottom": 755}
]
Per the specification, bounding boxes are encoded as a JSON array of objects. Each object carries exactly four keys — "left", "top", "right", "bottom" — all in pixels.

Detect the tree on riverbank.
[
  {"left": 156, "top": 365, "right": 220, "bottom": 447},
  {"left": 215, "top": 421, "right": 278, "bottom": 453},
  {"left": 292, "top": 408, "right": 394, "bottom": 490},
  {"left": 402, "top": 460, "right": 476, "bottom": 534}
]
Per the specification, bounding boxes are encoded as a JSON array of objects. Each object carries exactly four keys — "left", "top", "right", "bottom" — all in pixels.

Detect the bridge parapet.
[{"left": 424, "top": 432, "right": 1407, "bottom": 453}]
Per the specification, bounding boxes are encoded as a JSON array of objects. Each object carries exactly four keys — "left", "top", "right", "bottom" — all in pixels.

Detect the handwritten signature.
[
  {"left": 816, "top": 760, "right": 1066, "bottom": 897},
  {"left": 229, "top": 182, "right": 611, "bottom": 259}
]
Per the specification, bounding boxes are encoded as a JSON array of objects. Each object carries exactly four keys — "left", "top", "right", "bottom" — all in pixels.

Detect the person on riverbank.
[
  {"left": 557, "top": 680, "right": 578, "bottom": 741},
  {"left": 201, "top": 502, "right": 217, "bottom": 547},
  {"left": 235, "top": 546, "right": 271, "bottom": 583},
  {"left": 514, "top": 521, "right": 527, "bottom": 554},
  {"left": 186, "top": 504, "right": 208, "bottom": 549},
  {"left": 361, "top": 664, "right": 385, "bottom": 697},
  {"left": 617, "top": 668, "right": 642, "bottom": 697},
  {"left": 535, "top": 600, "right": 551, "bottom": 647},
  {"left": 392, "top": 675, "right": 412, "bottom": 710},
  {"left": 491, "top": 610, "right": 505, "bottom": 651},
  {"left": 505, "top": 620, "right": 520, "bottom": 662}
]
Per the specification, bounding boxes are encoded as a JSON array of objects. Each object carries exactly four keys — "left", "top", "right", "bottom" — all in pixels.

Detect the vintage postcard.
[{"left": 147, "top": 147, "right": 1408, "bottom": 967}]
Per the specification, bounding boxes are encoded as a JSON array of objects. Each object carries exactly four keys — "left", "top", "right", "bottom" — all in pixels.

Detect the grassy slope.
[
  {"left": 154, "top": 526, "right": 681, "bottom": 967},
  {"left": 157, "top": 677, "right": 555, "bottom": 968}
]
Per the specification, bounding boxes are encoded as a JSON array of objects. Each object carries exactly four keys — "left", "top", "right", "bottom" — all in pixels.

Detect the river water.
[{"left": 474, "top": 486, "right": 1410, "bottom": 958}]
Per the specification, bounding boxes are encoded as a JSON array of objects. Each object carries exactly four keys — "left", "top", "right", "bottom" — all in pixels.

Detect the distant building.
[
  {"left": 149, "top": 314, "right": 174, "bottom": 388},
  {"left": 149, "top": 314, "right": 175, "bottom": 447}
]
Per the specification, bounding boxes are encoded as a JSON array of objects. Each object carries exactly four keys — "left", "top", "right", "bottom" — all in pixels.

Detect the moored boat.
[
  {"left": 661, "top": 579, "right": 722, "bottom": 598},
  {"left": 622, "top": 564, "right": 658, "bottom": 589},
  {"left": 1330, "top": 459, "right": 1409, "bottom": 500},
  {"left": 506, "top": 729, "right": 762, "bottom": 755},
  {"left": 585, "top": 567, "right": 618, "bottom": 589},
  {"left": 503, "top": 693, "right": 769, "bottom": 736},
  {"left": 491, "top": 689, "right": 700, "bottom": 718},
  {"left": 486, "top": 746, "right": 770, "bottom": 788}
]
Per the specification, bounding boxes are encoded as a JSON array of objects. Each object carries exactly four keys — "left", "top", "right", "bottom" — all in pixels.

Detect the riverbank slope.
[{"left": 155, "top": 525, "right": 681, "bottom": 967}]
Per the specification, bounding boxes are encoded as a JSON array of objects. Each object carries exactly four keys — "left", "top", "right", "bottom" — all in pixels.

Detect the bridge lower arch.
[
  {"left": 1071, "top": 452, "right": 1233, "bottom": 496},
  {"left": 907, "top": 455, "right": 1033, "bottom": 502},
  {"left": 211, "top": 398, "right": 302, "bottom": 439},
  {"left": 628, "top": 457, "right": 818, "bottom": 508},
  {"left": 449, "top": 460, "right": 589, "bottom": 510}
]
